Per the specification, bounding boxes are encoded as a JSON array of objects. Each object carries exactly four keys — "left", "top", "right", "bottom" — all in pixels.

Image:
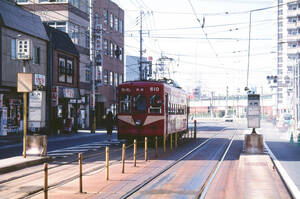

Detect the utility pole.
[
  {"left": 226, "top": 86, "right": 229, "bottom": 116},
  {"left": 261, "top": 86, "right": 264, "bottom": 120},
  {"left": 139, "top": 11, "right": 143, "bottom": 80},
  {"left": 89, "top": 0, "right": 96, "bottom": 133}
]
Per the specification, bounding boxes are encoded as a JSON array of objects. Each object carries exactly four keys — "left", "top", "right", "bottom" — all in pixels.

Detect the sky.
[{"left": 112, "top": 0, "right": 277, "bottom": 96}]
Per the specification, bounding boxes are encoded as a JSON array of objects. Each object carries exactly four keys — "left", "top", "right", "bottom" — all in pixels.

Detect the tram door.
[{"left": 165, "top": 94, "right": 168, "bottom": 135}]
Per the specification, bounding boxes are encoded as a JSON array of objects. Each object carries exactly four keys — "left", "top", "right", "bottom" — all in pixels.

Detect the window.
[
  {"left": 119, "top": 74, "right": 123, "bottom": 84},
  {"left": 33, "top": 47, "right": 40, "bottom": 64},
  {"left": 69, "top": 0, "right": 79, "bottom": 8},
  {"left": 133, "top": 95, "right": 147, "bottom": 113},
  {"left": 103, "top": 70, "right": 108, "bottom": 84},
  {"left": 66, "top": 60, "right": 73, "bottom": 84},
  {"left": 119, "top": 19, "right": 123, "bottom": 33},
  {"left": 85, "top": 30, "right": 90, "bottom": 48},
  {"left": 40, "top": 0, "right": 67, "bottom": 2},
  {"left": 288, "top": 29, "right": 297, "bottom": 35},
  {"left": 104, "top": 10, "right": 108, "bottom": 25},
  {"left": 119, "top": 94, "right": 131, "bottom": 114},
  {"left": 69, "top": 22, "right": 79, "bottom": 44},
  {"left": 58, "top": 57, "right": 74, "bottom": 83},
  {"left": 95, "top": 13, "right": 99, "bottom": 25},
  {"left": 104, "top": 40, "right": 108, "bottom": 55},
  {"left": 114, "top": 17, "right": 118, "bottom": 31},
  {"left": 288, "top": 42, "right": 297, "bottom": 48},
  {"left": 47, "top": 21, "right": 66, "bottom": 33},
  {"left": 85, "top": 64, "right": 91, "bottom": 81},
  {"left": 114, "top": 44, "right": 117, "bottom": 58},
  {"left": 16, "top": 0, "right": 28, "bottom": 2},
  {"left": 119, "top": 47, "right": 123, "bottom": 61},
  {"left": 288, "top": 4, "right": 297, "bottom": 10},
  {"left": 114, "top": 72, "right": 118, "bottom": 86},
  {"left": 149, "top": 95, "right": 162, "bottom": 114},
  {"left": 110, "top": 13, "right": 113, "bottom": 28},
  {"left": 109, "top": 71, "right": 113, "bottom": 85},
  {"left": 59, "top": 58, "right": 66, "bottom": 82},
  {"left": 11, "top": 39, "right": 16, "bottom": 60},
  {"left": 110, "top": 42, "right": 113, "bottom": 57},
  {"left": 288, "top": 17, "right": 297, "bottom": 23},
  {"left": 278, "top": 9, "right": 283, "bottom": 16}
]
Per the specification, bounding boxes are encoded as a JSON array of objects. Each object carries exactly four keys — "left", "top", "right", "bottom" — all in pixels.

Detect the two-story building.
[
  {"left": 44, "top": 24, "right": 80, "bottom": 134},
  {"left": 0, "top": 0, "right": 48, "bottom": 135}
]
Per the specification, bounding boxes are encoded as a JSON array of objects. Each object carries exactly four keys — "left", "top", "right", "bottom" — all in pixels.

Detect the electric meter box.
[
  {"left": 247, "top": 94, "right": 260, "bottom": 128},
  {"left": 16, "top": 39, "right": 32, "bottom": 60}
]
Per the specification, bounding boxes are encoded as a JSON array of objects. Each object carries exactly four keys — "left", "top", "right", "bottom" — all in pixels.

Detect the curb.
[{"left": 0, "top": 156, "right": 52, "bottom": 175}]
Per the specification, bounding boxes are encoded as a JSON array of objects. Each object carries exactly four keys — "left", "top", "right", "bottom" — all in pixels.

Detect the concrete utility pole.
[
  {"left": 89, "top": 0, "right": 96, "bottom": 133},
  {"left": 226, "top": 86, "right": 229, "bottom": 116},
  {"left": 139, "top": 11, "right": 143, "bottom": 80}
]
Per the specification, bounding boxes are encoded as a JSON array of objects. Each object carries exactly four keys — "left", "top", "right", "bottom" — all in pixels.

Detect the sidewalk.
[{"left": 0, "top": 128, "right": 114, "bottom": 174}]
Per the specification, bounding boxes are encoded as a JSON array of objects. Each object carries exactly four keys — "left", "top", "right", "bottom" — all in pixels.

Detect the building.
[
  {"left": 0, "top": 0, "right": 48, "bottom": 135},
  {"left": 44, "top": 24, "right": 80, "bottom": 134},
  {"left": 17, "top": 0, "right": 91, "bottom": 129},
  {"left": 93, "top": 0, "right": 124, "bottom": 127}
]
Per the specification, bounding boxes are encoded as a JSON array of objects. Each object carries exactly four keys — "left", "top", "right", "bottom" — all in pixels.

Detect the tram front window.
[
  {"left": 133, "top": 94, "right": 147, "bottom": 113},
  {"left": 119, "top": 94, "right": 131, "bottom": 114},
  {"left": 149, "top": 95, "right": 162, "bottom": 114}
]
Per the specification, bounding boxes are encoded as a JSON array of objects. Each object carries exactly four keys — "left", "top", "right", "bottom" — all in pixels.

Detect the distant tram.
[{"left": 117, "top": 80, "right": 189, "bottom": 140}]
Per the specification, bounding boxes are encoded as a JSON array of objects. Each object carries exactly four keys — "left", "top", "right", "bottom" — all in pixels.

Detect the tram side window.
[
  {"left": 119, "top": 94, "right": 131, "bottom": 114},
  {"left": 133, "top": 94, "right": 147, "bottom": 113},
  {"left": 149, "top": 95, "right": 162, "bottom": 114}
]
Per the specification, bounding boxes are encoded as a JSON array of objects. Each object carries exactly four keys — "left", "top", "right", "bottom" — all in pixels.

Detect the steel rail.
[
  {"left": 120, "top": 126, "right": 228, "bottom": 199},
  {"left": 197, "top": 128, "right": 237, "bottom": 199}
]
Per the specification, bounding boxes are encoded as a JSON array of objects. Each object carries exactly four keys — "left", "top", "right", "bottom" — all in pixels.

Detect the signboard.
[
  {"left": 16, "top": 39, "right": 32, "bottom": 60},
  {"left": 95, "top": 66, "right": 102, "bottom": 85},
  {"left": 17, "top": 73, "right": 33, "bottom": 92},
  {"left": 64, "top": 88, "right": 75, "bottom": 98},
  {"left": 247, "top": 94, "right": 260, "bottom": 128},
  {"left": 95, "top": 24, "right": 103, "bottom": 65},
  {"left": 34, "top": 74, "right": 46, "bottom": 86},
  {"left": 29, "top": 91, "right": 42, "bottom": 107},
  {"left": 52, "top": 86, "right": 58, "bottom": 106},
  {"left": 29, "top": 108, "right": 41, "bottom": 121}
]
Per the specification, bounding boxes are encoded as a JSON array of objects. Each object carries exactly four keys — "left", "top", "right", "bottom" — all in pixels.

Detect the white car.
[{"left": 224, "top": 115, "right": 234, "bottom": 122}]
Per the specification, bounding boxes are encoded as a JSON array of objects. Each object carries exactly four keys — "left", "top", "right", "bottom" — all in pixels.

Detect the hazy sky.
[{"left": 112, "top": 0, "right": 276, "bottom": 95}]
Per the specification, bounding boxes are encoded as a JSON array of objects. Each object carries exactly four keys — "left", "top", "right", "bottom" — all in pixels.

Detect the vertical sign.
[{"left": 247, "top": 94, "right": 261, "bottom": 128}]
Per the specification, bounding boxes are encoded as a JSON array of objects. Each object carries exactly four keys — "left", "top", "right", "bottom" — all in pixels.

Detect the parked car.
[{"left": 224, "top": 115, "right": 234, "bottom": 122}]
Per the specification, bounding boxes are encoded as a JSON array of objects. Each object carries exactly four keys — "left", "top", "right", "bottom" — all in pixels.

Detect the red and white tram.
[{"left": 117, "top": 80, "right": 189, "bottom": 140}]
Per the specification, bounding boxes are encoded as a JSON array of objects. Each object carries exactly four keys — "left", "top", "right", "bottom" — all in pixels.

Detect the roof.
[
  {"left": 44, "top": 24, "right": 79, "bottom": 56},
  {"left": 0, "top": 0, "right": 48, "bottom": 41}
]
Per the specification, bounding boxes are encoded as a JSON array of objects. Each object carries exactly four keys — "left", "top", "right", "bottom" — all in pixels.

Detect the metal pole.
[
  {"left": 170, "top": 133, "right": 173, "bottom": 150},
  {"left": 246, "top": 11, "right": 252, "bottom": 88},
  {"left": 122, "top": 144, "right": 125, "bottom": 173},
  {"left": 89, "top": 0, "right": 96, "bottom": 133},
  {"left": 163, "top": 134, "right": 166, "bottom": 152},
  {"left": 44, "top": 163, "right": 48, "bottom": 199},
  {"left": 194, "top": 120, "right": 197, "bottom": 139},
  {"left": 139, "top": 11, "right": 143, "bottom": 80},
  {"left": 79, "top": 153, "right": 82, "bottom": 193},
  {"left": 106, "top": 146, "right": 109, "bottom": 180},
  {"left": 133, "top": 139, "right": 137, "bottom": 167},
  {"left": 23, "top": 61, "right": 27, "bottom": 158},
  {"left": 175, "top": 132, "right": 178, "bottom": 148},
  {"left": 155, "top": 136, "right": 158, "bottom": 157},
  {"left": 145, "top": 137, "right": 148, "bottom": 161}
]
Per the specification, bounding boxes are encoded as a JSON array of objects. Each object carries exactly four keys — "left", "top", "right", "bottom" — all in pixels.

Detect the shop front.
[{"left": 51, "top": 86, "right": 80, "bottom": 134}]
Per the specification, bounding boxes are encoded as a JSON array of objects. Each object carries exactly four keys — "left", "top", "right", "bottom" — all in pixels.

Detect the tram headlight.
[{"left": 135, "top": 120, "right": 142, "bottom": 126}]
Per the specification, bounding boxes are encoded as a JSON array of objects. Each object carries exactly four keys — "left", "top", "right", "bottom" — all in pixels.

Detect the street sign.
[
  {"left": 17, "top": 73, "right": 33, "bottom": 92},
  {"left": 16, "top": 39, "right": 32, "bottom": 60}
]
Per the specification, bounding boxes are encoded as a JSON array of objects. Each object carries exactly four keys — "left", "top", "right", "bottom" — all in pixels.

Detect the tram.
[{"left": 117, "top": 80, "right": 189, "bottom": 140}]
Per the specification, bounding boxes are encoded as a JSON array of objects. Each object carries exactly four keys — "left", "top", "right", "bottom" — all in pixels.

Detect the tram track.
[{"left": 121, "top": 126, "right": 238, "bottom": 199}]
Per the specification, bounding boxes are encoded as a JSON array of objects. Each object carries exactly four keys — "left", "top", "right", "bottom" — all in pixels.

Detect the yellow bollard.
[
  {"left": 134, "top": 139, "right": 137, "bottom": 167},
  {"left": 170, "top": 133, "right": 173, "bottom": 150},
  {"left": 175, "top": 132, "right": 178, "bottom": 148},
  {"left": 106, "top": 146, "right": 109, "bottom": 180},
  {"left": 79, "top": 153, "right": 82, "bottom": 193},
  {"left": 44, "top": 163, "right": 48, "bottom": 199},
  {"left": 122, "top": 144, "right": 125, "bottom": 173},
  {"left": 163, "top": 134, "right": 166, "bottom": 152},
  {"left": 194, "top": 120, "right": 197, "bottom": 139},
  {"left": 145, "top": 137, "right": 148, "bottom": 161},
  {"left": 155, "top": 136, "right": 158, "bottom": 158}
]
